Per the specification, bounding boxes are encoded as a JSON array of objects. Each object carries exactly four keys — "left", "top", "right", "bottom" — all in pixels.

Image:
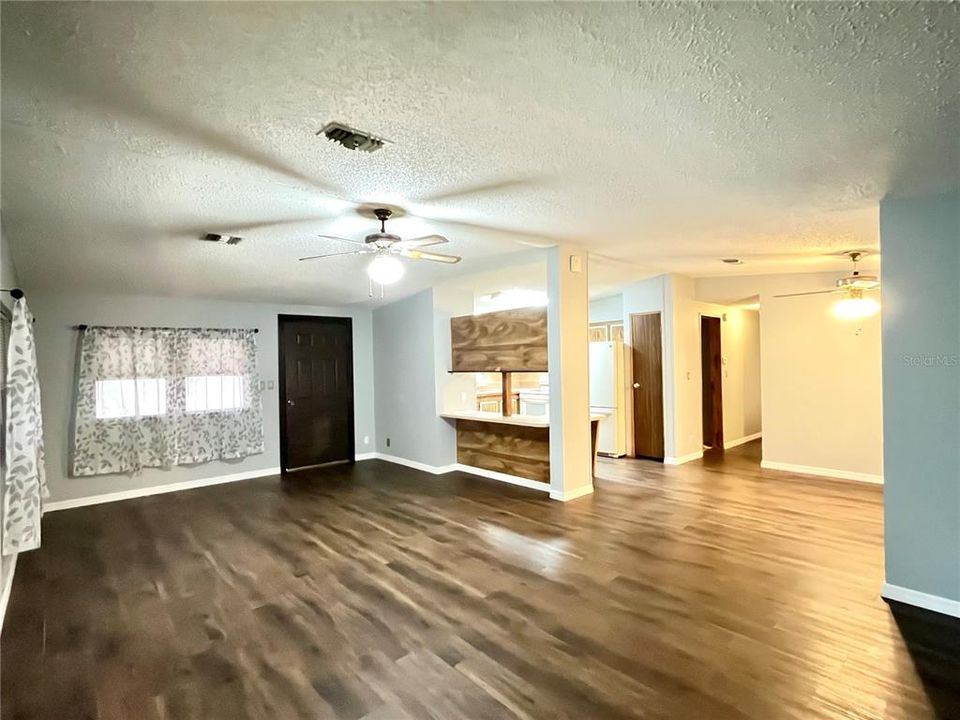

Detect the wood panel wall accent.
[
  {"left": 450, "top": 308, "right": 548, "bottom": 372},
  {"left": 456, "top": 420, "right": 550, "bottom": 483}
]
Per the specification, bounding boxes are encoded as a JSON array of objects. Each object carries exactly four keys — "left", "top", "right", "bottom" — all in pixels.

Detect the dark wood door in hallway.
[{"left": 3, "top": 442, "right": 958, "bottom": 719}]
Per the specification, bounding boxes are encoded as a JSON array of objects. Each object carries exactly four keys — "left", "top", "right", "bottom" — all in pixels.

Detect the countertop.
[{"left": 440, "top": 410, "right": 603, "bottom": 428}]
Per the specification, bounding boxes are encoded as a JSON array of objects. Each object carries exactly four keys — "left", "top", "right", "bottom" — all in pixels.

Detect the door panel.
[
  {"left": 701, "top": 316, "right": 724, "bottom": 449},
  {"left": 630, "top": 313, "right": 664, "bottom": 460},
  {"left": 279, "top": 316, "right": 355, "bottom": 471}
]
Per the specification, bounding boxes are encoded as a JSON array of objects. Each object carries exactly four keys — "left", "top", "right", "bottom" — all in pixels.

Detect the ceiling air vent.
[
  {"left": 318, "top": 121, "right": 390, "bottom": 153},
  {"left": 202, "top": 233, "right": 243, "bottom": 245}
]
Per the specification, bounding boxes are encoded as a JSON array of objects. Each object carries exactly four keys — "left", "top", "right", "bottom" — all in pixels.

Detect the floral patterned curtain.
[
  {"left": 72, "top": 327, "right": 264, "bottom": 477},
  {"left": 3, "top": 298, "right": 48, "bottom": 555}
]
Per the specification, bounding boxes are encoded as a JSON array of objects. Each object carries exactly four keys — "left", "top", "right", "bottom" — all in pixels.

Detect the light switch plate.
[{"left": 569, "top": 255, "right": 583, "bottom": 273}]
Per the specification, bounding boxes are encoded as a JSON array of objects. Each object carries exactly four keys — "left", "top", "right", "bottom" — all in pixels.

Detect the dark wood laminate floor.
[{"left": 3, "top": 441, "right": 959, "bottom": 720}]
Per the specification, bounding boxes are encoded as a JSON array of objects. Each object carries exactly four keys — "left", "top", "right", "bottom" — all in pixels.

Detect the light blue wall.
[
  {"left": 373, "top": 289, "right": 454, "bottom": 467},
  {"left": 880, "top": 191, "right": 960, "bottom": 603},
  {"left": 28, "top": 290, "right": 377, "bottom": 503},
  {"left": 589, "top": 294, "right": 623, "bottom": 323}
]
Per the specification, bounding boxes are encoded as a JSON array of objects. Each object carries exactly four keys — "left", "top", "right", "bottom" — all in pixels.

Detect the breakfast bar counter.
[{"left": 440, "top": 410, "right": 601, "bottom": 485}]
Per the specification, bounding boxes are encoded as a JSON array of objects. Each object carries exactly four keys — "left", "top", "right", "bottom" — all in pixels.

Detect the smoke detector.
[{"left": 318, "top": 121, "right": 391, "bottom": 153}]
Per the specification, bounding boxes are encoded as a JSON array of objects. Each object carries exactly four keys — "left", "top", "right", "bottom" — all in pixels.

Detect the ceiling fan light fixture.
[
  {"left": 833, "top": 290, "right": 880, "bottom": 320},
  {"left": 367, "top": 254, "right": 405, "bottom": 285}
]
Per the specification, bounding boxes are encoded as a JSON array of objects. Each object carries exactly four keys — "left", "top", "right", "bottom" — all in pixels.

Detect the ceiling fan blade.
[
  {"left": 401, "top": 249, "right": 462, "bottom": 264},
  {"left": 773, "top": 289, "right": 840, "bottom": 298},
  {"left": 299, "top": 249, "right": 371, "bottom": 262},
  {"left": 316, "top": 234, "right": 367, "bottom": 246},
  {"left": 394, "top": 234, "right": 449, "bottom": 249}
]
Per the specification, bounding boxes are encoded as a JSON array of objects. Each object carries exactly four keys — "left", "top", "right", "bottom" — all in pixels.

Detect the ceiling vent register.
[{"left": 317, "top": 122, "right": 390, "bottom": 152}]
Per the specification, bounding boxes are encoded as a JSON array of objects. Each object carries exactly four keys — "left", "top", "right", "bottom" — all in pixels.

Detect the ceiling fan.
[
  {"left": 774, "top": 251, "right": 880, "bottom": 319},
  {"left": 298, "top": 208, "right": 461, "bottom": 295}
]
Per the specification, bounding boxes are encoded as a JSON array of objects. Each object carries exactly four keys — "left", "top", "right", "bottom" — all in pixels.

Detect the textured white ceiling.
[{"left": 2, "top": 2, "right": 956, "bottom": 305}]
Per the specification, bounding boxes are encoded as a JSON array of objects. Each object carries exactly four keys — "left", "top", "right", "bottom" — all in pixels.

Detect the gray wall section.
[
  {"left": 589, "top": 294, "right": 623, "bottom": 323},
  {"left": 373, "top": 289, "right": 455, "bottom": 467},
  {"left": 27, "top": 290, "right": 376, "bottom": 503},
  {"left": 880, "top": 191, "right": 960, "bottom": 602}
]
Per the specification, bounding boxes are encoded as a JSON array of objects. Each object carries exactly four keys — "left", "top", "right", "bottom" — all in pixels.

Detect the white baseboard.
[
  {"left": 359, "top": 453, "right": 552, "bottom": 495},
  {"left": 44, "top": 466, "right": 282, "bottom": 512},
  {"left": 369, "top": 453, "right": 458, "bottom": 475},
  {"left": 882, "top": 582, "right": 960, "bottom": 618},
  {"left": 453, "top": 464, "right": 550, "bottom": 493},
  {"left": 664, "top": 451, "right": 703, "bottom": 466},
  {"left": 760, "top": 460, "right": 882, "bottom": 485},
  {"left": 355, "top": 452, "right": 378, "bottom": 461},
  {"left": 724, "top": 432, "right": 762, "bottom": 450},
  {"left": 549, "top": 484, "right": 595, "bottom": 502},
  {"left": 0, "top": 553, "right": 18, "bottom": 637}
]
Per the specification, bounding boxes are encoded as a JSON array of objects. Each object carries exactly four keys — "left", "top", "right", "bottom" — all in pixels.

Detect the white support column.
[{"left": 547, "top": 245, "right": 593, "bottom": 501}]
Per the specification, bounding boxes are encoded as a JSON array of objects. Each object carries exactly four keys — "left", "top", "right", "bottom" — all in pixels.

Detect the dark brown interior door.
[
  {"left": 630, "top": 312, "right": 664, "bottom": 460},
  {"left": 279, "top": 315, "right": 354, "bottom": 471},
  {"left": 700, "top": 315, "right": 724, "bottom": 449}
]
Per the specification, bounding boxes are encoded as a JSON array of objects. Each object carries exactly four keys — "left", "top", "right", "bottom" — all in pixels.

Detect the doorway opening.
[
  {"left": 278, "top": 315, "right": 355, "bottom": 472},
  {"left": 700, "top": 315, "right": 724, "bottom": 450}
]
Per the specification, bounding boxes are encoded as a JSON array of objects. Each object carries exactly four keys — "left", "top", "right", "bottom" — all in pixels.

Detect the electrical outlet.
[{"left": 363, "top": 436, "right": 370, "bottom": 445}]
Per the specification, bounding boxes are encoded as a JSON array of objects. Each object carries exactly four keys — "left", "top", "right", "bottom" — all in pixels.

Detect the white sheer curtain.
[
  {"left": 2, "top": 298, "right": 48, "bottom": 555},
  {"left": 72, "top": 327, "right": 264, "bottom": 476}
]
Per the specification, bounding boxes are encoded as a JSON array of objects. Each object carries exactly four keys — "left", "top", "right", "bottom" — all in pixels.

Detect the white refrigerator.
[{"left": 589, "top": 340, "right": 626, "bottom": 457}]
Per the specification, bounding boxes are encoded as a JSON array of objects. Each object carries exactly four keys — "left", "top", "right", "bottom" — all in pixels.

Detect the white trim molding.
[
  {"left": 549, "top": 484, "right": 595, "bottom": 502},
  {"left": 453, "top": 464, "right": 550, "bottom": 493},
  {"left": 360, "top": 453, "right": 552, "bottom": 495},
  {"left": 1, "top": 553, "right": 18, "bottom": 637},
  {"left": 760, "top": 460, "right": 882, "bottom": 485},
  {"left": 370, "top": 453, "right": 458, "bottom": 475},
  {"left": 44, "top": 466, "right": 282, "bottom": 512},
  {"left": 664, "top": 451, "right": 703, "bottom": 466},
  {"left": 882, "top": 582, "right": 960, "bottom": 619},
  {"left": 724, "top": 432, "right": 762, "bottom": 450},
  {"left": 354, "top": 452, "right": 378, "bottom": 461}
]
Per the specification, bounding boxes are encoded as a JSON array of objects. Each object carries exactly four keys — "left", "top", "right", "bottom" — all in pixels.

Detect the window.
[
  {"left": 185, "top": 375, "right": 245, "bottom": 413},
  {"left": 95, "top": 378, "right": 167, "bottom": 419},
  {"left": 74, "top": 326, "right": 264, "bottom": 476},
  {"left": 94, "top": 375, "right": 246, "bottom": 418}
]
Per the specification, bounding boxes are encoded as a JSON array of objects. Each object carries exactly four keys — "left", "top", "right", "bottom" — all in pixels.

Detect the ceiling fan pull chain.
[{"left": 368, "top": 276, "right": 373, "bottom": 298}]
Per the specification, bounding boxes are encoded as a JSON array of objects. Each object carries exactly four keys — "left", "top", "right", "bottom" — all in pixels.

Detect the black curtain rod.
[
  {"left": 0, "top": 288, "right": 24, "bottom": 299},
  {"left": 75, "top": 324, "right": 258, "bottom": 333}
]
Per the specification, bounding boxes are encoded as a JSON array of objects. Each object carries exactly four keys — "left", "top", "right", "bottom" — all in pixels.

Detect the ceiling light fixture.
[
  {"left": 367, "top": 254, "right": 405, "bottom": 285},
  {"left": 832, "top": 289, "right": 880, "bottom": 320}
]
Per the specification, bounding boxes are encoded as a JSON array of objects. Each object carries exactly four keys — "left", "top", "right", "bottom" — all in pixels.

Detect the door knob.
[
  {"left": 287, "top": 399, "right": 295, "bottom": 406},
  {"left": 633, "top": 383, "right": 640, "bottom": 389}
]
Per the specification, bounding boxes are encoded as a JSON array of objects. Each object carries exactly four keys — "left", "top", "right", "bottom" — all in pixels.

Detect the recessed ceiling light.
[{"left": 721, "top": 258, "right": 743, "bottom": 265}]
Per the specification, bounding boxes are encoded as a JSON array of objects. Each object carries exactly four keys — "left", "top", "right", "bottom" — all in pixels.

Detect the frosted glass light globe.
[
  {"left": 367, "top": 255, "right": 405, "bottom": 285},
  {"left": 833, "top": 295, "right": 880, "bottom": 319}
]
